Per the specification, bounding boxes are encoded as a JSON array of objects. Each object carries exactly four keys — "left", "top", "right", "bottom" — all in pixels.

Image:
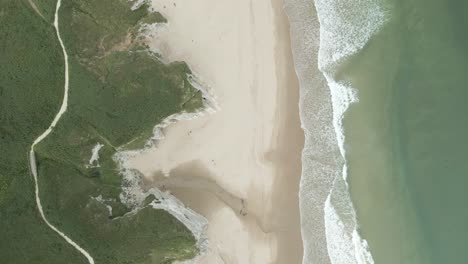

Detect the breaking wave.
[{"left": 284, "top": 0, "right": 388, "bottom": 263}]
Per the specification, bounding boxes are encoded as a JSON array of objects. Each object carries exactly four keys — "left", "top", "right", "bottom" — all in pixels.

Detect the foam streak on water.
[
  {"left": 284, "top": 0, "right": 387, "bottom": 263},
  {"left": 316, "top": 0, "right": 387, "bottom": 263}
]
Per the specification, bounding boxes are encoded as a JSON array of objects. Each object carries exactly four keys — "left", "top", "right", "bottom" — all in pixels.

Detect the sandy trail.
[
  {"left": 128, "top": 0, "right": 304, "bottom": 262},
  {"left": 29, "top": 0, "right": 95, "bottom": 263}
]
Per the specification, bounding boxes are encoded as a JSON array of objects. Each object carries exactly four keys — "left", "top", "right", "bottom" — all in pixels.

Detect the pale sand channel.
[{"left": 128, "top": 0, "right": 304, "bottom": 262}]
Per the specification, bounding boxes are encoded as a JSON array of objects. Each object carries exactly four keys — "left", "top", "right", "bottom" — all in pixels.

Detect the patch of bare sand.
[{"left": 128, "top": 0, "right": 304, "bottom": 262}]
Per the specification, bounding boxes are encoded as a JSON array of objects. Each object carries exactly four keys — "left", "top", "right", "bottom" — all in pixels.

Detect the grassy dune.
[
  {"left": 1, "top": 0, "right": 203, "bottom": 263},
  {"left": 0, "top": 0, "right": 87, "bottom": 263}
]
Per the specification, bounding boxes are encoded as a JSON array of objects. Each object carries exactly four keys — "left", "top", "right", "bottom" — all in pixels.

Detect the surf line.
[{"left": 28, "top": 0, "right": 95, "bottom": 263}]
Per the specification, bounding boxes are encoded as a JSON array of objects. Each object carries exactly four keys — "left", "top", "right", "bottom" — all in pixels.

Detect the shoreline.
[
  {"left": 284, "top": 0, "right": 388, "bottom": 263},
  {"left": 284, "top": 0, "right": 335, "bottom": 262},
  {"left": 129, "top": 0, "right": 304, "bottom": 262},
  {"left": 269, "top": 0, "right": 304, "bottom": 262}
]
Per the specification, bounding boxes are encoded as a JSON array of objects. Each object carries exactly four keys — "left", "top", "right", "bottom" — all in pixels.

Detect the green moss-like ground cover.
[
  {"left": 32, "top": 0, "right": 57, "bottom": 23},
  {"left": 1, "top": 0, "right": 203, "bottom": 263},
  {"left": 0, "top": 0, "right": 88, "bottom": 263}
]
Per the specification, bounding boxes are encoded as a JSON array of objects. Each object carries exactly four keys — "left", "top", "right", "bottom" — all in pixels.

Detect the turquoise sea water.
[
  {"left": 285, "top": 0, "right": 468, "bottom": 262},
  {"left": 341, "top": 0, "right": 468, "bottom": 263}
]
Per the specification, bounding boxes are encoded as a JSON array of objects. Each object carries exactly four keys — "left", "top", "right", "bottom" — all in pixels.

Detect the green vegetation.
[
  {"left": 0, "top": 0, "right": 87, "bottom": 263},
  {"left": 1, "top": 0, "right": 203, "bottom": 263},
  {"left": 32, "top": 0, "right": 57, "bottom": 23}
]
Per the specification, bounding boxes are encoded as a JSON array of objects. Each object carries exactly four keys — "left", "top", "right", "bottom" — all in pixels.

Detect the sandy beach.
[{"left": 128, "top": 0, "right": 304, "bottom": 262}]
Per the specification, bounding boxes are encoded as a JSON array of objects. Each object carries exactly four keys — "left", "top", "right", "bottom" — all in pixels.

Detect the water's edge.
[
  {"left": 284, "top": 0, "right": 335, "bottom": 262},
  {"left": 284, "top": 0, "right": 388, "bottom": 263}
]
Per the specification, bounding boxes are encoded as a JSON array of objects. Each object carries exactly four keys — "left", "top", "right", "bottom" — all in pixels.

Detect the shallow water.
[
  {"left": 340, "top": 0, "right": 468, "bottom": 263},
  {"left": 284, "top": 0, "right": 336, "bottom": 262},
  {"left": 287, "top": 0, "right": 468, "bottom": 263}
]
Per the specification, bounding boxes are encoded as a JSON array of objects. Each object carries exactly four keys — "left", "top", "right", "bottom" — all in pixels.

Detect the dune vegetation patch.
[{"left": 1, "top": 0, "right": 203, "bottom": 263}]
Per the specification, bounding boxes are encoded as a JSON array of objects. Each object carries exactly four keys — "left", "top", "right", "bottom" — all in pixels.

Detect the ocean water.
[{"left": 286, "top": 0, "right": 468, "bottom": 263}]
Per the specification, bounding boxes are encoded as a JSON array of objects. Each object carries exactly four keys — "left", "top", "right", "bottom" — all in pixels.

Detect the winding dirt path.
[{"left": 28, "top": 1, "right": 95, "bottom": 263}]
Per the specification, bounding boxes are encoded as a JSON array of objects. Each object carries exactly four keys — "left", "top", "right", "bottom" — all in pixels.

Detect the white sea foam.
[
  {"left": 284, "top": 0, "right": 337, "bottom": 262},
  {"left": 285, "top": 0, "right": 387, "bottom": 263},
  {"left": 324, "top": 186, "right": 355, "bottom": 264},
  {"left": 314, "top": 0, "right": 388, "bottom": 70},
  {"left": 325, "top": 79, "right": 358, "bottom": 177},
  {"left": 324, "top": 176, "right": 374, "bottom": 264},
  {"left": 315, "top": 0, "right": 387, "bottom": 263},
  {"left": 324, "top": 164, "right": 375, "bottom": 264}
]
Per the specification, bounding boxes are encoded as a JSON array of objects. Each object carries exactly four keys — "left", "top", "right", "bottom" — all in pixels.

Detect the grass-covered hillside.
[{"left": 0, "top": 0, "right": 203, "bottom": 263}]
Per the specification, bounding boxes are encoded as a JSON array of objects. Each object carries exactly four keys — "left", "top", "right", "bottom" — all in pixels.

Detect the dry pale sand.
[{"left": 128, "top": 0, "right": 304, "bottom": 262}]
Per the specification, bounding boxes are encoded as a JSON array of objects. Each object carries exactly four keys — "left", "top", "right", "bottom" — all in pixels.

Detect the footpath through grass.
[
  {"left": 0, "top": 0, "right": 88, "bottom": 263},
  {"left": 1, "top": 0, "right": 203, "bottom": 263}
]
